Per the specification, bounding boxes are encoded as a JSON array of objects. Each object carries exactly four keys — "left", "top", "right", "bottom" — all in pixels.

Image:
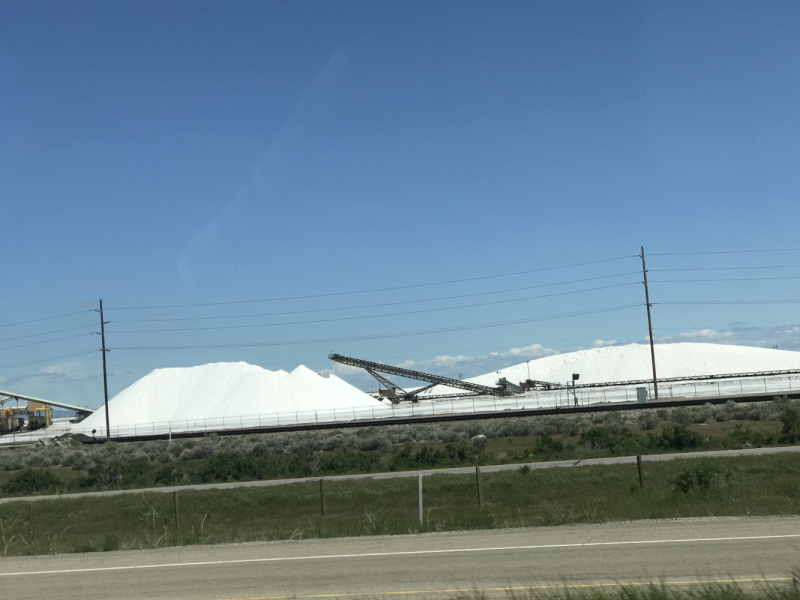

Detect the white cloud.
[
  {"left": 591, "top": 339, "right": 619, "bottom": 348},
  {"left": 674, "top": 325, "right": 799, "bottom": 349},
  {"left": 679, "top": 328, "right": 734, "bottom": 340},
  {"left": 38, "top": 360, "right": 87, "bottom": 376}
]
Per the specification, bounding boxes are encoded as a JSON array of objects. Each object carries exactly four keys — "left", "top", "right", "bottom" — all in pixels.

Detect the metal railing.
[{"left": 1, "top": 373, "right": 798, "bottom": 444}]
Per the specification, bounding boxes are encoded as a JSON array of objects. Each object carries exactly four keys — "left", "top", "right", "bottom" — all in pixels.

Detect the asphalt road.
[
  {"left": 2, "top": 517, "right": 800, "bottom": 599},
  {"left": 2, "top": 444, "right": 799, "bottom": 505}
]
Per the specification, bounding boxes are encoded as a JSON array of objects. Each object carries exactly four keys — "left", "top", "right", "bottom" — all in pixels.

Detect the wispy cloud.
[
  {"left": 657, "top": 324, "right": 800, "bottom": 350},
  {"left": 591, "top": 339, "right": 619, "bottom": 348}
]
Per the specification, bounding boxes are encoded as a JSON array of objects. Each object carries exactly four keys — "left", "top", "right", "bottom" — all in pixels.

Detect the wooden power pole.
[
  {"left": 640, "top": 247, "right": 659, "bottom": 400},
  {"left": 99, "top": 299, "right": 111, "bottom": 438}
]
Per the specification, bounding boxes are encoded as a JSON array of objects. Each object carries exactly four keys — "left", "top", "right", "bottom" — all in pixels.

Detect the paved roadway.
[
  {"left": 2, "top": 444, "right": 799, "bottom": 505},
  {"left": 2, "top": 517, "right": 800, "bottom": 599}
]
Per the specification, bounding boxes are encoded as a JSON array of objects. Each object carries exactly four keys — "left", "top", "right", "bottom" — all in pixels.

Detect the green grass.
[
  {"left": 1, "top": 452, "right": 799, "bottom": 557},
  {"left": 439, "top": 577, "right": 800, "bottom": 600}
]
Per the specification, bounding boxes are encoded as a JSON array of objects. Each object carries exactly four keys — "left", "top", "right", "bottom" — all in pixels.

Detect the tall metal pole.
[
  {"left": 99, "top": 299, "right": 111, "bottom": 438},
  {"left": 640, "top": 247, "right": 659, "bottom": 400}
]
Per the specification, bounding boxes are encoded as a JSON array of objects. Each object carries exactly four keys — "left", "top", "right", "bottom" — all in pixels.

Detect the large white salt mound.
[
  {"left": 424, "top": 343, "right": 800, "bottom": 395},
  {"left": 81, "top": 362, "right": 387, "bottom": 429}
]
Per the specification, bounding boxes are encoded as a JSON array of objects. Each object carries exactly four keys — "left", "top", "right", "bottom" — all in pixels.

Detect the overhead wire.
[
  {"left": 0, "top": 323, "right": 98, "bottom": 344},
  {"left": 650, "top": 276, "right": 800, "bottom": 283},
  {"left": 651, "top": 265, "right": 800, "bottom": 272},
  {"left": 651, "top": 248, "right": 800, "bottom": 256},
  {"left": 0, "top": 333, "right": 97, "bottom": 352},
  {"left": 111, "top": 271, "right": 642, "bottom": 324},
  {"left": 0, "top": 309, "right": 94, "bottom": 329},
  {"left": 104, "top": 255, "right": 639, "bottom": 311},
  {"left": 6, "top": 248, "right": 797, "bottom": 371},
  {"left": 0, "top": 350, "right": 99, "bottom": 370},
  {"left": 111, "top": 303, "right": 642, "bottom": 351},
  {"left": 659, "top": 299, "right": 800, "bottom": 305},
  {"left": 108, "top": 282, "right": 641, "bottom": 334}
]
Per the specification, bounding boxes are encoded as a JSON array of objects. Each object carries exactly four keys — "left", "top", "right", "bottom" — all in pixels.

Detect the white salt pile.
[
  {"left": 80, "top": 362, "right": 387, "bottom": 429},
  {"left": 422, "top": 342, "right": 800, "bottom": 395}
]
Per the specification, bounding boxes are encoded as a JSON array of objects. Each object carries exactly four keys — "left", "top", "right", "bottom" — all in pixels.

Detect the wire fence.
[{"left": 2, "top": 373, "right": 798, "bottom": 444}]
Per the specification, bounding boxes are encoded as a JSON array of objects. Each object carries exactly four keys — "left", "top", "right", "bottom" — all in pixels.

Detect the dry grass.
[{"left": 0, "top": 452, "right": 798, "bottom": 556}]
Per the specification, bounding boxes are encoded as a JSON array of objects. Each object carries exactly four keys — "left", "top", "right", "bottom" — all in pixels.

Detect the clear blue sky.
[{"left": 2, "top": 1, "right": 798, "bottom": 406}]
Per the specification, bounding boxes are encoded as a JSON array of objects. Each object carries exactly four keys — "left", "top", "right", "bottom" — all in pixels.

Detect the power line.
[
  {"left": 363, "top": 328, "right": 651, "bottom": 365},
  {"left": 111, "top": 271, "right": 641, "bottom": 324},
  {"left": 0, "top": 349, "right": 98, "bottom": 370},
  {"left": 650, "top": 276, "right": 800, "bottom": 283},
  {"left": 651, "top": 265, "right": 800, "bottom": 272},
  {"left": 0, "top": 333, "right": 97, "bottom": 352},
  {"left": 0, "top": 310, "right": 93, "bottom": 329},
  {"left": 104, "top": 255, "right": 639, "bottom": 311},
  {"left": 0, "top": 323, "right": 97, "bottom": 344},
  {"left": 108, "top": 282, "right": 640, "bottom": 334},
  {"left": 111, "top": 303, "right": 642, "bottom": 351},
  {"left": 651, "top": 248, "right": 800, "bottom": 256},
  {"left": 659, "top": 299, "right": 800, "bottom": 305}
]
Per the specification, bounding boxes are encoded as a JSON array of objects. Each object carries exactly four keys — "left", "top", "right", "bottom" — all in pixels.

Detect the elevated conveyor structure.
[
  {"left": 329, "top": 353, "right": 507, "bottom": 402},
  {"left": 0, "top": 390, "right": 95, "bottom": 417}
]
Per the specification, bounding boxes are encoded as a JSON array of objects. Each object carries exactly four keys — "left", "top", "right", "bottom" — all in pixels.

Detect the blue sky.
[{"left": 1, "top": 1, "right": 798, "bottom": 407}]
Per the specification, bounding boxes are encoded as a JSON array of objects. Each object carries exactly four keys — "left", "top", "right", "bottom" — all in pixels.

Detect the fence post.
[
  {"left": 319, "top": 479, "right": 326, "bottom": 516},
  {"left": 173, "top": 491, "right": 180, "bottom": 528},
  {"left": 636, "top": 456, "right": 644, "bottom": 489},
  {"left": 475, "top": 465, "right": 483, "bottom": 506},
  {"left": 418, "top": 473, "right": 423, "bottom": 524},
  {"left": 29, "top": 503, "right": 34, "bottom": 545}
]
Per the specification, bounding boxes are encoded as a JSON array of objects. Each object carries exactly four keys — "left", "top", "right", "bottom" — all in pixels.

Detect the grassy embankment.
[
  {"left": 1, "top": 398, "right": 798, "bottom": 499},
  {"left": 0, "top": 452, "right": 799, "bottom": 556}
]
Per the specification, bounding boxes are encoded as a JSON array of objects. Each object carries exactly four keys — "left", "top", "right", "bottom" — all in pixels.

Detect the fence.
[{"left": 1, "top": 373, "right": 798, "bottom": 445}]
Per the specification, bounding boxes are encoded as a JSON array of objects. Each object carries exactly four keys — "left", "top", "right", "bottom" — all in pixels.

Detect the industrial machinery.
[
  {"left": 0, "top": 390, "right": 94, "bottom": 434},
  {"left": 26, "top": 402, "right": 53, "bottom": 431},
  {"left": 0, "top": 407, "right": 25, "bottom": 433},
  {"left": 329, "top": 353, "right": 530, "bottom": 403}
]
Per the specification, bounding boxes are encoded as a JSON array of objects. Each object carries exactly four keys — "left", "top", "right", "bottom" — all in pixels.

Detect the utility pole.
[
  {"left": 98, "top": 300, "right": 111, "bottom": 438},
  {"left": 640, "top": 247, "right": 659, "bottom": 400}
]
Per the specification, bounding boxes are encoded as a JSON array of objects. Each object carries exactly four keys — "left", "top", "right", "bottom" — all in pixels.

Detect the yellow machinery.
[
  {"left": 26, "top": 401, "right": 52, "bottom": 431},
  {"left": 0, "top": 407, "right": 25, "bottom": 433}
]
